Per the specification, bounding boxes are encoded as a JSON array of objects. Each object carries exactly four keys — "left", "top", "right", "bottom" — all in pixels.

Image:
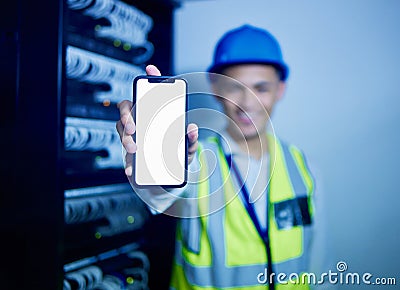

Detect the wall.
[{"left": 173, "top": 0, "right": 400, "bottom": 288}]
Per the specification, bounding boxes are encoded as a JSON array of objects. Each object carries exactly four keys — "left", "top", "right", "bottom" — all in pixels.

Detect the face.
[{"left": 211, "top": 64, "right": 286, "bottom": 141}]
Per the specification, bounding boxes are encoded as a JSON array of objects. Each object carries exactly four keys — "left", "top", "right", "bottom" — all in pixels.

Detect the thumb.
[{"left": 146, "top": 64, "right": 161, "bottom": 76}]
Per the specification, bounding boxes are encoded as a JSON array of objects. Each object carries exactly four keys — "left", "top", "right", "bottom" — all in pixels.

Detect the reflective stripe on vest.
[{"left": 171, "top": 135, "right": 314, "bottom": 290}]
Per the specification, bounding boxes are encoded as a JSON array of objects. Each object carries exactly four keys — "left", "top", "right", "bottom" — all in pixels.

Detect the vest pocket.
[{"left": 274, "top": 196, "right": 312, "bottom": 230}]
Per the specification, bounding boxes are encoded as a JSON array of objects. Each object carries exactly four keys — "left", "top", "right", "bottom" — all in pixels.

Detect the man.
[{"left": 117, "top": 24, "right": 316, "bottom": 289}]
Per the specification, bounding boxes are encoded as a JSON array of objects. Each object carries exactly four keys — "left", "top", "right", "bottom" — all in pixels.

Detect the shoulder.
[
  {"left": 275, "top": 135, "right": 305, "bottom": 154},
  {"left": 274, "top": 135, "right": 314, "bottom": 176},
  {"left": 273, "top": 134, "right": 309, "bottom": 162}
]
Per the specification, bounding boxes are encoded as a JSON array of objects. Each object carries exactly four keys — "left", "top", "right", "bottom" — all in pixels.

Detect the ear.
[{"left": 276, "top": 81, "right": 287, "bottom": 101}]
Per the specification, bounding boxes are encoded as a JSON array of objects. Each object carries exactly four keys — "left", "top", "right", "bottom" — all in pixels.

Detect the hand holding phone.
[{"left": 116, "top": 65, "right": 198, "bottom": 188}]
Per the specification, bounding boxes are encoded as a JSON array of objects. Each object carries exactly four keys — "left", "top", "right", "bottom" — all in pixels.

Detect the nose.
[{"left": 238, "top": 88, "right": 257, "bottom": 111}]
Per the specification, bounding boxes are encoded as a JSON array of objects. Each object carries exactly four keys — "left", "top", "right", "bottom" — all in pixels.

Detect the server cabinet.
[{"left": 1, "top": 0, "right": 179, "bottom": 289}]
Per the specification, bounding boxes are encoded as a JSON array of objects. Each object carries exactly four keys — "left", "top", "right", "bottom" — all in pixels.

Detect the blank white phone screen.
[{"left": 135, "top": 78, "right": 186, "bottom": 186}]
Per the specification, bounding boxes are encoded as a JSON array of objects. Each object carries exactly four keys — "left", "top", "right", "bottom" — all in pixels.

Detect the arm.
[{"left": 308, "top": 160, "right": 338, "bottom": 290}]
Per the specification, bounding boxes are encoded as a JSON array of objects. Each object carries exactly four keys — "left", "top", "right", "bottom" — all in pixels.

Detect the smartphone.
[{"left": 132, "top": 75, "right": 188, "bottom": 188}]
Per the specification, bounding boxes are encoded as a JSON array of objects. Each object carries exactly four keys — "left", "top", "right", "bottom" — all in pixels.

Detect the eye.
[
  {"left": 255, "top": 84, "right": 271, "bottom": 93},
  {"left": 221, "top": 82, "right": 244, "bottom": 94}
]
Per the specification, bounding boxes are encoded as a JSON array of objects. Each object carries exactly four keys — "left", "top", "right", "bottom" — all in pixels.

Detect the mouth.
[{"left": 236, "top": 110, "right": 258, "bottom": 125}]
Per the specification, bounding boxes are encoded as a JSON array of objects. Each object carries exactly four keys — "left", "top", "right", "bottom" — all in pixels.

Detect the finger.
[
  {"left": 117, "top": 119, "right": 137, "bottom": 154},
  {"left": 117, "top": 100, "right": 135, "bottom": 134},
  {"left": 188, "top": 140, "right": 198, "bottom": 164},
  {"left": 121, "top": 134, "right": 137, "bottom": 154},
  {"left": 146, "top": 64, "right": 161, "bottom": 76},
  {"left": 187, "top": 123, "right": 199, "bottom": 147},
  {"left": 125, "top": 152, "right": 133, "bottom": 177},
  {"left": 116, "top": 120, "right": 133, "bottom": 141},
  {"left": 187, "top": 123, "right": 199, "bottom": 156},
  {"left": 188, "top": 141, "right": 198, "bottom": 156},
  {"left": 116, "top": 120, "right": 124, "bottom": 140}
]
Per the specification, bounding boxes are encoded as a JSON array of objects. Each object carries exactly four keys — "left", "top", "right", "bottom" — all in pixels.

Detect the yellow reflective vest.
[{"left": 170, "top": 134, "right": 315, "bottom": 289}]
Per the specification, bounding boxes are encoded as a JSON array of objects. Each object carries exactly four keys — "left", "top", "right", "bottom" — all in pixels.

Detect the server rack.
[{"left": 1, "top": 0, "right": 179, "bottom": 289}]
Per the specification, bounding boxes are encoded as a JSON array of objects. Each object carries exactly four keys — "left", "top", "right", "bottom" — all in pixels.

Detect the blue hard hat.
[{"left": 207, "top": 24, "right": 289, "bottom": 81}]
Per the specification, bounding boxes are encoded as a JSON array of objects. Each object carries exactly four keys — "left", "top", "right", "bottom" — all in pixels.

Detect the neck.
[{"left": 227, "top": 127, "right": 269, "bottom": 160}]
